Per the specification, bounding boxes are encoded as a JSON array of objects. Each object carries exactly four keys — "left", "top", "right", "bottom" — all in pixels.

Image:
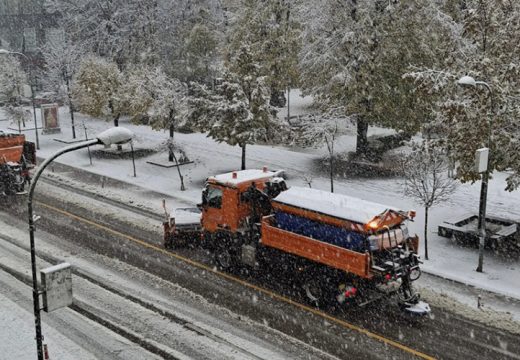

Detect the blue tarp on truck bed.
[{"left": 274, "top": 211, "right": 367, "bottom": 252}]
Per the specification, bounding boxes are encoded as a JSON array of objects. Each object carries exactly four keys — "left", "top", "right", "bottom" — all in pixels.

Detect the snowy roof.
[
  {"left": 208, "top": 169, "right": 280, "bottom": 187},
  {"left": 273, "top": 186, "right": 398, "bottom": 224}
]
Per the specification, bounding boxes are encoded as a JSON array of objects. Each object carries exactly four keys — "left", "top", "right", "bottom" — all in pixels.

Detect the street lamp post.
[
  {"left": 457, "top": 75, "right": 493, "bottom": 273},
  {"left": 0, "top": 49, "right": 40, "bottom": 150},
  {"left": 27, "top": 127, "right": 134, "bottom": 360}
]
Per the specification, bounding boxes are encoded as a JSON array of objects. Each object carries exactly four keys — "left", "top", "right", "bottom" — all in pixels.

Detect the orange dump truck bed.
[
  {"left": 259, "top": 187, "right": 414, "bottom": 278},
  {"left": 261, "top": 216, "right": 372, "bottom": 278},
  {"left": 0, "top": 131, "right": 25, "bottom": 164}
]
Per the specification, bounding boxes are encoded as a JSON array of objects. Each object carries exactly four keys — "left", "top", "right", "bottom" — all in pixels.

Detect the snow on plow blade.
[{"left": 401, "top": 300, "right": 431, "bottom": 316}]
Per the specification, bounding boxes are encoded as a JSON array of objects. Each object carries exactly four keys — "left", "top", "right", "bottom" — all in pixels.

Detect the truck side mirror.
[{"left": 201, "top": 188, "right": 208, "bottom": 205}]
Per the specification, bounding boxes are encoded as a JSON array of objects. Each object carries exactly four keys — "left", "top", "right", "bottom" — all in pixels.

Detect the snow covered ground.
[{"left": 1, "top": 90, "right": 519, "bottom": 323}]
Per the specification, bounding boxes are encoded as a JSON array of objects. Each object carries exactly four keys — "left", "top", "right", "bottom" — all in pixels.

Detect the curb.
[{"left": 420, "top": 268, "right": 520, "bottom": 303}]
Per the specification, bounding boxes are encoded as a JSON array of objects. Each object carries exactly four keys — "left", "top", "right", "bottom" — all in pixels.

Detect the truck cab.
[{"left": 200, "top": 168, "right": 284, "bottom": 234}]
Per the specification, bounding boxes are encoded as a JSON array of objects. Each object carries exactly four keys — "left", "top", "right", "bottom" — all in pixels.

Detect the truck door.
[{"left": 201, "top": 184, "right": 224, "bottom": 232}]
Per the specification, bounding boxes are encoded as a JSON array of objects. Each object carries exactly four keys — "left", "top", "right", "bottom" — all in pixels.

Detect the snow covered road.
[
  {"left": 0, "top": 214, "right": 343, "bottom": 360},
  {"left": 2, "top": 170, "right": 520, "bottom": 359}
]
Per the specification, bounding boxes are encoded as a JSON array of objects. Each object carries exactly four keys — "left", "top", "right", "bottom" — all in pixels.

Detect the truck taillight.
[{"left": 345, "top": 287, "right": 357, "bottom": 297}]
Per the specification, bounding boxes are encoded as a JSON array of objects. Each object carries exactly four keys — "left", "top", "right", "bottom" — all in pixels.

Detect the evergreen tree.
[
  {"left": 184, "top": 24, "right": 218, "bottom": 84},
  {"left": 227, "top": 0, "right": 301, "bottom": 106},
  {"left": 189, "top": 46, "right": 281, "bottom": 170},
  {"left": 299, "top": 0, "right": 446, "bottom": 156},
  {"left": 405, "top": 0, "right": 520, "bottom": 190}
]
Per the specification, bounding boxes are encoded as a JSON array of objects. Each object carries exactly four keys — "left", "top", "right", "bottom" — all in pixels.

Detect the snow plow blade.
[{"left": 401, "top": 300, "right": 431, "bottom": 316}]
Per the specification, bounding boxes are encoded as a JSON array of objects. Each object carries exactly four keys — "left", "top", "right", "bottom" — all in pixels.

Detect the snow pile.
[
  {"left": 96, "top": 127, "right": 134, "bottom": 145},
  {"left": 419, "top": 286, "right": 520, "bottom": 335}
]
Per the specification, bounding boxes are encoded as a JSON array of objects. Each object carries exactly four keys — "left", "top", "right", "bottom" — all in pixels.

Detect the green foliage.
[
  {"left": 123, "top": 66, "right": 186, "bottom": 131},
  {"left": 189, "top": 70, "right": 274, "bottom": 148},
  {"left": 73, "top": 56, "right": 124, "bottom": 120},
  {"left": 299, "top": 0, "right": 456, "bottom": 155},
  {"left": 185, "top": 24, "right": 218, "bottom": 84},
  {"left": 227, "top": 0, "right": 301, "bottom": 96},
  {"left": 405, "top": 0, "right": 520, "bottom": 190}
]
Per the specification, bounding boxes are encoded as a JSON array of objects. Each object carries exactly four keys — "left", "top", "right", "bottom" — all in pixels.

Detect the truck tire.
[
  {"left": 215, "top": 243, "right": 239, "bottom": 270},
  {"left": 303, "top": 278, "right": 329, "bottom": 308}
]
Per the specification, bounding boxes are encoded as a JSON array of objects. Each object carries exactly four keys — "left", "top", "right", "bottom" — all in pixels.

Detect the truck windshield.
[{"left": 205, "top": 186, "right": 223, "bottom": 208}]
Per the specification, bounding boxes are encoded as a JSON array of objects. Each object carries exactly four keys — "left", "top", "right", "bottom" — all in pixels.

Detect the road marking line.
[{"left": 38, "top": 201, "right": 436, "bottom": 360}]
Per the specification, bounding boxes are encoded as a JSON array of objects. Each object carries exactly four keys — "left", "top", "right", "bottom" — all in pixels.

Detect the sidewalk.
[{"left": 0, "top": 270, "right": 93, "bottom": 360}]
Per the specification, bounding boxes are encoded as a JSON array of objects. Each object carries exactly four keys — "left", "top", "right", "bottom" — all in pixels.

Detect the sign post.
[{"left": 41, "top": 104, "right": 61, "bottom": 134}]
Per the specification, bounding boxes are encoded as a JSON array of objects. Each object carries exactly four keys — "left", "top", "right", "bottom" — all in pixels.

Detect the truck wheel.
[
  {"left": 303, "top": 279, "right": 326, "bottom": 307},
  {"left": 164, "top": 235, "right": 173, "bottom": 249},
  {"left": 215, "top": 245, "right": 236, "bottom": 270}
]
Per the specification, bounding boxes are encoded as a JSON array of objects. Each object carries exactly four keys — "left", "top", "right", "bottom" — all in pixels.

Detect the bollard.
[{"left": 43, "top": 344, "right": 50, "bottom": 359}]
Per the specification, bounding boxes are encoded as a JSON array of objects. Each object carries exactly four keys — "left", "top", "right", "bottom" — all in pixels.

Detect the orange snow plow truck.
[
  {"left": 163, "top": 168, "right": 430, "bottom": 315},
  {"left": 0, "top": 130, "right": 35, "bottom": 195}
]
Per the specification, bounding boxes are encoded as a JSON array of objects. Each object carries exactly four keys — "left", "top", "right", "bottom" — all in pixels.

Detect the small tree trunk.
[
  {"left": 113, "top": 113, "right": 122, "bottom": 151},
  {"left": 168, "top": 120, "right": 174, "bottom": 162},
  {"left": 424, "top": 206, "right": 429, "bottom": 260},
  {"left": 241, "top": 143, "right": 246, "bottom": 170},
  {"left": 330, "top": 153, "right": 334, "bottom": 193},
  {"left": 356, "top": 116, "right": 369, "bottom": 155},
  {"left": 171, "top": 150, "right": 185, "bottom": 191},
  {"left": 287, "top": 87, "right": 290, "bottom": 122},
  {"left": 65, "top": 74, "right": 76, "bottom": 139}
]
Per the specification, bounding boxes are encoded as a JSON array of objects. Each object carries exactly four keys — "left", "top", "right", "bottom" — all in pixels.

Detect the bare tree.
[
  {"left": 293, "top": 110, "right": 350, "bottom": 193},
  {"left": 402, "top": 143, "right": 457, "bottom": 260},
  {"left": 42, "top": 36, "right": 81, "bottom": 138}
]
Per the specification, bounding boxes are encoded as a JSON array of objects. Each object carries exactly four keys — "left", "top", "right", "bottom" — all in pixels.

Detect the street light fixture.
[
  {"left": 457, "top": 75, "right": 493, "bottom": 273},
  {"left": 27, "top": 127, "right": 134, "bottom": 360},
  {"left": 0, "top": 48, "right": 40, "bottom": 150}
]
